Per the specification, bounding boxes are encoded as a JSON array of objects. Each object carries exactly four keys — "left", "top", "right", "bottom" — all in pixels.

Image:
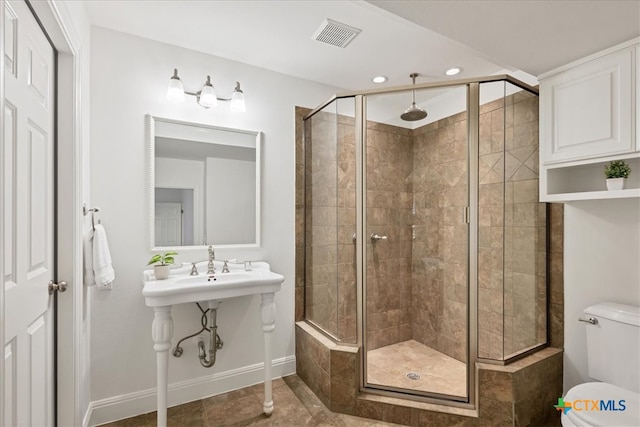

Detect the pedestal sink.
[{"left": 142, "top": 261, "right": 284, "bottom": 427}]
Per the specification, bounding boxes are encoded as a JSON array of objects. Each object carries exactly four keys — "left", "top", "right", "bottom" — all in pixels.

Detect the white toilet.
[{"left": 562, "top": 302, "right": 640, "bottom": 427}]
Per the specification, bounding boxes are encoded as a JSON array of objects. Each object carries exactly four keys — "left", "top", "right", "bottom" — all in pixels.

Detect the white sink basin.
[
  {"left": 142, "top": 261, "right": 284, "bottom": 307},
  {"left": 175, "top": 271, "right": 256, "bottom": 286}
]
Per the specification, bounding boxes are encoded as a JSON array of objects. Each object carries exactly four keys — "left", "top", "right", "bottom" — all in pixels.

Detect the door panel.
[
  {"left": 28, "top": 122, "right": 49, "bottom": 274},
  {"left": 156, "top": 202, "right": 183, "bottom": 246},
  {"left": 28, "top": 316, "right": 47, "bottom": 426},
  {"left": 4, "top": 339, "right": 17, "bottom": 426},
  {"left": 4, "top": 4, "right": 18, "bottom": 77},
  {"left": 27, "top": 38, "right": 50, "bottom": 106},
  {"left": 4, "top": 103, "right": 16, "bottom": 287},
  {"left": 3, "top": 1, "right": 56, "bottom": 425}
]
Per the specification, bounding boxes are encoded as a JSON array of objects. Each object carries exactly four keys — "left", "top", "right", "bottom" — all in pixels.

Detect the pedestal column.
[
  {"left": 152, "top": 306, "right": 173, "bottom": 427},
  {"left": 260, "top": 292, "right": 276, "bottom": 415}
]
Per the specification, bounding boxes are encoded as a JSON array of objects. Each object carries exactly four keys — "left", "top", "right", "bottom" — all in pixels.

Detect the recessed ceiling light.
[
  {"left": 445, "top": 67, "right": 462, "bottom": 76},
  {"left": 372, "top": 75, "right": 388, "bottom": 84}
]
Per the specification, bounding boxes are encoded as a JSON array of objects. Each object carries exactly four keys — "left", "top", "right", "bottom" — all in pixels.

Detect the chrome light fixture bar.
[{"left": 166, "top": 68, "right": 246, "bottom": 112}]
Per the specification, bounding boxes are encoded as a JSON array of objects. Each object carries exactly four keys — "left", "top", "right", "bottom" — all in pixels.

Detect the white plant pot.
[
  {"left": 154, "top": 265, "right": 170, "bottom": 280},
  {"left": 606, "top": 177, "right": 626, "bottom": 191}
]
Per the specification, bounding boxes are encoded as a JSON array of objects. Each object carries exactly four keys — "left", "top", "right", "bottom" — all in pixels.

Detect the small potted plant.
[
  {"left": 604, "top": 160, "right": 631, "bottom": 191},
  {"left": 147, "top": 251, "right": 177, "bottom": 280}
]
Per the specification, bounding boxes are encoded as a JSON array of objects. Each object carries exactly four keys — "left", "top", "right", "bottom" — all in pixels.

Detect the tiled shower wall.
[
  {"left": 301, "top": 108, "right": 471, "bottom": 357},
  {"left": 477, "top": 90, "right": 546, "bottom": 359},
  {"left": 411, "top": 112, "right": 469, "bottom": 362},
  {"left": 303, "top": 111, "right": 338, "bottom": 335},
  {"left": 365, "top": 122, "right": 414, "bottom": 350},
  {"left": 302, "top": 109, "right": 358, "bottom": 341},
  {"left": 302, "top": 106, "right": 415, "bottom": 347}
]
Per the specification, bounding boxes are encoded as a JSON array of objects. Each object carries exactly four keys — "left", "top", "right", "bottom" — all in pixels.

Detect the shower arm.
[{"left": 411, "top": 74, "right": 417, "bottom": 104}]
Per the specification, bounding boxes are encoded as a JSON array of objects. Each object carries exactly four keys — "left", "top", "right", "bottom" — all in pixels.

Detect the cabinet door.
[{"left": 540, "top": 48, "right": 633, "bottom": 164}]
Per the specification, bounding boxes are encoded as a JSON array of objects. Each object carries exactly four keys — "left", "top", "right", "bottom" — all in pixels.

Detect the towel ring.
[{"left": 83, "top": 204, "right": 101, "bottom": 231}]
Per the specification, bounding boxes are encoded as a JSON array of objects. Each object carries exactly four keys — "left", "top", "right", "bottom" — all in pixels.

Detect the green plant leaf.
[
  {"left": 147, "top": 254, "right": 162, "bottom": 265},
  {"left": 148, "top": 251, "right": 178, "bottom": 266},
  {"left": 604, "top": 160, "right": 631, "bottom": 179}
]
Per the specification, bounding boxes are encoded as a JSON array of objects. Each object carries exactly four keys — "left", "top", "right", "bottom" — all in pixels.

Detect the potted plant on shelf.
[
  {"left": 147, "top": 251, "right": 177, "bottom": 280},
  {"left": 604, "top": 160, "right": 631, "bottom": 191}
]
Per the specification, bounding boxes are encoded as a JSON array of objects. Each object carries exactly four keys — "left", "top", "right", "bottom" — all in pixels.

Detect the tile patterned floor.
[
  {"left": 367, "top": 340, "right": 466, "bottom": 397},
  {"left": 100, "top": 375, "right": 401, "bottom": 427}
]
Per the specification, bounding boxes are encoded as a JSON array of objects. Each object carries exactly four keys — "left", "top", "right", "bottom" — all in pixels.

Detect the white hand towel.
[
  {"left": 83, "top": 228, "right": 95, "bottom": 286},
  {"left": 92, "top": 224, "right": 115, "bottom": 289}
]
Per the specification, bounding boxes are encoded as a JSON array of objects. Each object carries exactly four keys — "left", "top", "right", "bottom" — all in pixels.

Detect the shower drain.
[{"left": 406, "top": 372, "right": 421, "bottom": 380}]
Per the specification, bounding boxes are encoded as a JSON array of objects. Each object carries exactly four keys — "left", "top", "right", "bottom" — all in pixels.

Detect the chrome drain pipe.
[{"left": 198, "top": 302, "right": 223, "bottom": 368}]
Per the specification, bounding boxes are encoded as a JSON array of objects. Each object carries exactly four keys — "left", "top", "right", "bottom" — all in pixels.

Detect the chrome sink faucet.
[{"left": 207, "top": 245, "right": 216, "bottom": 274}]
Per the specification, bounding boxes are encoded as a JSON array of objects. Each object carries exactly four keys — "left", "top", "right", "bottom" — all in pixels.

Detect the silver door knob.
[
  {"left": 370, "top": 234, "right": 388, "bottom": 242},
  {"left": 48, "top": 280, "right": 68, "bottom": 295}
]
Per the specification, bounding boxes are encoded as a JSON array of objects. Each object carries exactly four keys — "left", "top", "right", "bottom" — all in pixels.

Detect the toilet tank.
[{"left": 584, "top": 302, "right": 640, "bottom": 392}]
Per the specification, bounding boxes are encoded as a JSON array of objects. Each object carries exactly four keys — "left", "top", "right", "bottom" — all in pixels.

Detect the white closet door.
[{"left": 3, "top": 0, "right": 56, "bottom": 425}]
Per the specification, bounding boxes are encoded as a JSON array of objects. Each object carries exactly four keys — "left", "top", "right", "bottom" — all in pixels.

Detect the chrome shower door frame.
[{"left": 357, "top": 85, "right": 476, "bottom": 407}]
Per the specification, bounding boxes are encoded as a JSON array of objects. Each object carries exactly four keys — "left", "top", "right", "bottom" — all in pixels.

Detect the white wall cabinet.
[{"left": 539, "top": 38, "right": 640, "bottom": 202}]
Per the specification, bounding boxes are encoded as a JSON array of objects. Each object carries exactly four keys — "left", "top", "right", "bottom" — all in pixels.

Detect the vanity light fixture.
[{"left": 166, "top": 68, "right": 246, "bottom": 112}]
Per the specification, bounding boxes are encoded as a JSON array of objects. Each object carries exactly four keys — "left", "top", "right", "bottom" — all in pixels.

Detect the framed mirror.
[{"left": 146, "top": 115, "right": 261, "bottom": 249}]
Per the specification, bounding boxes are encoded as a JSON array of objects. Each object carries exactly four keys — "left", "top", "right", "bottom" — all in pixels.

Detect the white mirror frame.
[{"left": 146, "top": 114, "right": 261, "bottom": 250}]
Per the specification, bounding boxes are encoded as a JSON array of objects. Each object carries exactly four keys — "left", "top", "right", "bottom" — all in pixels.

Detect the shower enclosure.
[{"left": 302, "top": 76, "right": 547, "bottom": 405}]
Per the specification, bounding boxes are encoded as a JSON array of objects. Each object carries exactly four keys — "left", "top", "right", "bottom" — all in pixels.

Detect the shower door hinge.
[{"left": 463, "top": 207, "right": 470, "bottom": 224}]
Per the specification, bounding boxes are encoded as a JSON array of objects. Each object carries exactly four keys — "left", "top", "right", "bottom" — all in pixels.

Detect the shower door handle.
[{"left": 370, "top": 234, "right": 388, "bottom": 242}]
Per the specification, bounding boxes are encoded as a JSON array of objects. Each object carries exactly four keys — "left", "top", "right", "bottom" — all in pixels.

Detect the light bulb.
[
  {"left": 230, "top": 82, "right": 246, "bottom": 112},
  {"left": 197, "top": 76, "right": 217, "bottom": 108},
  {"left": 166, "top": 68, "right": 185, "bottom": 102}
]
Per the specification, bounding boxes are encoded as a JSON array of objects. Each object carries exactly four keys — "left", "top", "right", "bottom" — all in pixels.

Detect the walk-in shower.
[{"left": 299, "top": 75, "right": 548, "bottom": 408}]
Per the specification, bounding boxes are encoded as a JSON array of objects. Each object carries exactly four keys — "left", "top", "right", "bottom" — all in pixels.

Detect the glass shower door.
[
  {"left": 363, "top": 86, "right": 469, "bottom": 399},
  {"left": 304, "top": 97, "right": 358, "bottom": 343}
]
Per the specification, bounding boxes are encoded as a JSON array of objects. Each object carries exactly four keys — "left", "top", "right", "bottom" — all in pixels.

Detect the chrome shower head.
[
  {"left": 401, "top": 73, "right": 427, "bottom": 122},
  {"left": 401, "top": 102, "right": 428, "bottom": 121}
]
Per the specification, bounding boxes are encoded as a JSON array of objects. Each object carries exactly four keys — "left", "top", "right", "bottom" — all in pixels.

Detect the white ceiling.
[
  {"left": 369, "top": 0, "right": 640, "bottom": 77},
  {"left": 84, "top": 0, "right": 639, "bottom": 92}
]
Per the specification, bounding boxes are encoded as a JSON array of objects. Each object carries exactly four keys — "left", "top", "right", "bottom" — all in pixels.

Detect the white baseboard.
[{"left": 86, "top": 355, "right": 296, "bottom": 427}]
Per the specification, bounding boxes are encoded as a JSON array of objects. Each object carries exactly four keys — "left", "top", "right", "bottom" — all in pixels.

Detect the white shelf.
[
  {"left": 542, "top": 156, "right": 640, "bottom": 202},
  {"left": 542, "top": 188, "right": 640, "bottom": 203}
]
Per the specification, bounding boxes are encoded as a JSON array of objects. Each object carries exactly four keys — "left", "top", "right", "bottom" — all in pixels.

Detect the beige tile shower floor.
[{"left": 366, "top": 340, "right": 466, "bottom": 397}]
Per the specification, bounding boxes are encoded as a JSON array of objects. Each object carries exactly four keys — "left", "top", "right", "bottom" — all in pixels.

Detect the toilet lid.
[{"left": 564, "top": 382, "right": 639, "bottom": 427}]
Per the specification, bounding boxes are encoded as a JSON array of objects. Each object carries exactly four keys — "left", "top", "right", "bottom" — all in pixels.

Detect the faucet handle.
[
  {"left": 222, "top": 260, "right": 230, "bottom": 273},
  {"left": 190, "top": 262, "right": 199, "bottom": 276}
]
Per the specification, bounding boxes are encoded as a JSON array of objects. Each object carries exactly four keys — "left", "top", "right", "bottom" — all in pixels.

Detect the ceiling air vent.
[{"left": 312, "top": 18, "right": 361, "bottom": 48}]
